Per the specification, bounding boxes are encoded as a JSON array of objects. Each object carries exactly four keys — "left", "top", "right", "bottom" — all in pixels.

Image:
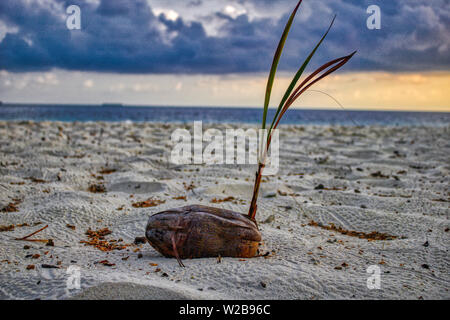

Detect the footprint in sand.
[
  {"left": 68, "top": 282, "right": 193, "bottom": 300},
  {"left": 107, "top": 181, "right": 165, "bottom": 194}
]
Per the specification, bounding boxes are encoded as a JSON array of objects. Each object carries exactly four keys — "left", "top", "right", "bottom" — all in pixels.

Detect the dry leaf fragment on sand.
[{"left": 132, "top": 198, "right": 165, "bottom": 208}]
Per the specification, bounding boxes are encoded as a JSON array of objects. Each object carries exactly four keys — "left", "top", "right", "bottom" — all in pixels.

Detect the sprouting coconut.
[{"left": 145, "top": 0, "right": 356, "bottom": 267}]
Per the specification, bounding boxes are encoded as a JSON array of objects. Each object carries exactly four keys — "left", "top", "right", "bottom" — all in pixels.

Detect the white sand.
[{"left": 0, "top": 121, "right": 448, "bottom": 300}]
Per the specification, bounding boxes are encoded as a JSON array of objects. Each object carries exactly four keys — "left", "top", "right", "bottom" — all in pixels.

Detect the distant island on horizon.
[{"left": 101, "top": 103, "right": 123, "bottom": 107}]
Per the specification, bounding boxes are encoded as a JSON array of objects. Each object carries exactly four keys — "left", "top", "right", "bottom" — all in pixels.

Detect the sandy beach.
[{"left": 0, "top": 121, "right": 448, "bottom": 300}]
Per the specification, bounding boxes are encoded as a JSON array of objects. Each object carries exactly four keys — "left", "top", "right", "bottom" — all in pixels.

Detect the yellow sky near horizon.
[
  {"left": 297, "top": 71, "right": 450, "bottom": 112},
  {"left": 1, "top": 70, "right": 449, "bottom": 112}
]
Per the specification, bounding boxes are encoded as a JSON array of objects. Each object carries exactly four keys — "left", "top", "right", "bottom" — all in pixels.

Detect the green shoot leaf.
[
  {"left": 268, "top": 15, "right": 336, "bottom": 136},
  {"left": 261, "top": 0, "right": 303, "bottom": 130}
]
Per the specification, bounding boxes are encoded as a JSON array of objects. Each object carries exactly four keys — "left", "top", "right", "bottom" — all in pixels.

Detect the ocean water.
[{"left": 0, "top": 104, "right": 448, "bottom": 126}]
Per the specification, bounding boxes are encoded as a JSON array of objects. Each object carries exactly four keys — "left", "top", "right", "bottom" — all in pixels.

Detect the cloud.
[
  {"left": 83, "top": 79, "right": 94, "bottom": 88},
  {"left": 0, "top": 0, "right": 448, "bottom": 74}
]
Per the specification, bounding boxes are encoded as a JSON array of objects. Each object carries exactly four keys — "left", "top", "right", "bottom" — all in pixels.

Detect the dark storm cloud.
[{"left": 0, "top": 0, "right": 448, "bottom": 74}]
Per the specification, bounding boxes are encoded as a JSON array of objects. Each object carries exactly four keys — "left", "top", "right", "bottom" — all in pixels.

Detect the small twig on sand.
[{"left": 15, "top": 224, "right": 48, "bottom": 241}]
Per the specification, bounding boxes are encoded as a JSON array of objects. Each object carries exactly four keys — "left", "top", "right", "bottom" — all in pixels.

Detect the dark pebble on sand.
[
  {"left": 314, "top": 184, "right": 324, "bottom": 190},
  {"left": 134, "top": 236, "right": 146, "bottom": 245}
]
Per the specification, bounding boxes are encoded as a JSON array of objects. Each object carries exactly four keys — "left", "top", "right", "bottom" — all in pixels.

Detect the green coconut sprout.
[{"left": 248, "top": 0, "right": 356, "bottom": 220}]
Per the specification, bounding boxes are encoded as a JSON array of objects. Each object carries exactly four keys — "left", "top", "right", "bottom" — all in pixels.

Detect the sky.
[{"left": 0, "top": 0, "right": 449, "bottom": 111}]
